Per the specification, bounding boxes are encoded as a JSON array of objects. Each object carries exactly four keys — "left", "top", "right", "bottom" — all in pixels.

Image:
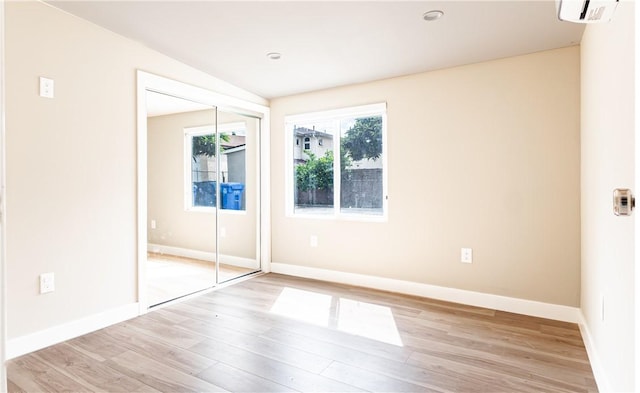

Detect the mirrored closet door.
[
  {"left": 216, "top": 111, "right": 261, "bottom": 283},
  {"left": 146, "top": 91, "right": 218, "bottom": 306},
  {"left": 144, "top": 90, "right": 262, "bottom": 307}
]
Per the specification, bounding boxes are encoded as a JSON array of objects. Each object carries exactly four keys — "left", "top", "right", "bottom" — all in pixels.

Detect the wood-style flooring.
[
  {"left": 8, "top": 273, "right": 598, "bottom": 392},
  {"left": 147, "top": 252, "right": 256, "bottom": 306}
]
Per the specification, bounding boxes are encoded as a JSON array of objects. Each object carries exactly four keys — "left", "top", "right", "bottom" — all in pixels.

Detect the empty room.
[{"left": 0, "top": 0, "right": 638, "bottom": 392}]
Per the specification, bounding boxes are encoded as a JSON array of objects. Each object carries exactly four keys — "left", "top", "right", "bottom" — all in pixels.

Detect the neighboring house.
[
  {"left": 293, "top": 125, "right": 383, "bottom": 210},
  {"left": 192, "top": 134, "right": 246, "bottom": 183},
  {"left": 293, "top": 125, "right": 381, "bottom": 170},
  {"left": 293, "top": 126, "right": 333, "bottom": 163}
]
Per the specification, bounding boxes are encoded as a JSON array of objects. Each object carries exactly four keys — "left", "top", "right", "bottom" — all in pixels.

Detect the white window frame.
[
  {"left": 285, "top": 102, "right": 388, "bottom": 222},
  {"left": 184, "top": 122, "right": 247, "bottom": 213}
]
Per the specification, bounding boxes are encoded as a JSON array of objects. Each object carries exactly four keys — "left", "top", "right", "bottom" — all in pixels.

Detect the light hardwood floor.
[
  {"left": 147, "top": 252, "right": 256, "bottom": 306},
  {"left": 8, "top": 273, "right": 598, "bottom": 392}
]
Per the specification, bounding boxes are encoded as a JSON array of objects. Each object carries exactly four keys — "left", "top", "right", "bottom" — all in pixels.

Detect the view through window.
[
  {"left": 185, "top": 123, "right": 247, "bottom": 211},
  {"left": 287, "top": 103, "right": 387, "bottom": 218}
]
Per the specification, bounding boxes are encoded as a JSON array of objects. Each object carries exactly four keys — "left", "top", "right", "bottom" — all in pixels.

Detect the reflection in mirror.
[
  {"left": 217, "top": 110, "right": 261, "bottom": 283},
  {"left": 187, "top": 121, "right": 247, "bottom": 211},
  {"left": 146, "top": 91, "right": 217, "bottom": 306}
]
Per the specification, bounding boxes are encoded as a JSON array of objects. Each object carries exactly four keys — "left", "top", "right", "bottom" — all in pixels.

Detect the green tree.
[
  {"left": 192, "top": 133, "right": 230, "bottom": 162},
  {"left": 296, "top": 150, "right": 334, "bottom": 191},
  {"left": 341, "top": 117, "right": 382, "bottom": 161}
]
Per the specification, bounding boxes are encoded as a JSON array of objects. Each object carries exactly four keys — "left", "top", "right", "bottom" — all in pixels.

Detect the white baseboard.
[
  {"left": 148, "top": 243, "right": 259, "bottom": 270},
  {"left": 6, "top": 302, "right": 139, "bottom": 360},
  {"left": 577, "top": 313, "right": 610, "bottom": 392},
  {"left": 270, "top": 262, "right": 581, "bottom": 323}
]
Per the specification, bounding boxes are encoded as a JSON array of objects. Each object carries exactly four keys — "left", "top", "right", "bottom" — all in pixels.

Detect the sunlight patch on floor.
[{"left": 270, "top": 287, "right": 403, "bottom": 346}]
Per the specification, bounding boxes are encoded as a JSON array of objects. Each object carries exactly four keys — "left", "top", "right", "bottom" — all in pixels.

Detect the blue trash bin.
[{"left": 220, "top": 183, "right": 245, "bottom": 210}]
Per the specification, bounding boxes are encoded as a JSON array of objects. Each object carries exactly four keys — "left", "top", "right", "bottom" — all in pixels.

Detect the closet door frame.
[{"left": 136, "top": 71, "right": 271, "bottom": 314}]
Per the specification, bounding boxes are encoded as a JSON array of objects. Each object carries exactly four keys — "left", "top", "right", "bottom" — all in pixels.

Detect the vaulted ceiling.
[{"left": 48, "top": 1, "right": 585, "bottom": 99}]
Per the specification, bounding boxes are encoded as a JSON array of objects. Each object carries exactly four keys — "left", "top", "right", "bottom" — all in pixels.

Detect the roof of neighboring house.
[
  {"left": 223, "top": 145, "right": 246, "bottom": 154},
  {"left": 294, "top": 126, "right": 333, "bottom": 139},
  {"left": 222, "top": 134, "right": 246, "bottom": 149}
]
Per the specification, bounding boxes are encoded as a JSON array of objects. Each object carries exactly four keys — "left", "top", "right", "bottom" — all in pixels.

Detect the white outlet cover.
[
  {"left": 461, "top": 248, "right": 473, "bottom": 263},
  {"left": 40, "top": 272, "right": 55, "bottom": 294},
  {"left": 39, "top": 77, "right": 54, "bottom": 98},
  {"left": 310, "top": 235, "right": 318, "bottom": 247}
]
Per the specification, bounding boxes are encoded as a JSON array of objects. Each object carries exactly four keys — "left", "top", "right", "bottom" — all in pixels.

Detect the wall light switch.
[
  {"left": 461, "top": 248, "right": 473, "bottom": 263},
  {"left": 40, "top": 272, "right": 55, "bottom": 294},
  {"left": 150, "top": 219, "right": 156, "bottom": 229},
  {"left": 39, "top": 77, "right": 54, "bottom": 98},
  {"left": 310, "top": 235, "right": 318, "bottom": 248}
]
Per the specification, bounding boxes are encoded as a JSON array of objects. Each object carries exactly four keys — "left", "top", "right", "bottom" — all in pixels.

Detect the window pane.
[
  {"left": 189, "top": 126, "right": 248, "bottom": 211},
  {"left": 293, "top": 121, "right": 335, "bottom": 215},
  {"left": 340, "top": 116, "right": 384, "bottom": 215},
  {"left": 220, "top": 126, "right": 247, "bottom": 211},
  {"left": 191, "top": 134, "right": 218, "bottom": 207}
]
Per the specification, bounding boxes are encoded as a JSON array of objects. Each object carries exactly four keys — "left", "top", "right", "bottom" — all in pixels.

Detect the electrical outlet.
[
  {"left": 39, "top": 77, "right": 54, "bottom": 98},
  {"left": 310, "top": 235, "right": 318, "bottom": 248},
  {"left": 40, "top": 272, "right": 55, "bottom": 294},
  {"left": 461, "top": 248, "right": 473, "bottom": 263},
  {"left": 150, "top": 219, "right": 156, "bottom": 229}
]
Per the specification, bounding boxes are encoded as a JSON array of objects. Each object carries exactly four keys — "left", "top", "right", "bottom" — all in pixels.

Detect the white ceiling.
[{"left": 47, "top": 1, "right": 585, "bottom": 99}]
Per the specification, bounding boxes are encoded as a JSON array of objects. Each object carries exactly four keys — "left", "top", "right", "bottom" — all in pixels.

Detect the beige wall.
[
  {"left": 581, "top": 2, "right": 635, "bottom": 391},
  {"left": 5, "top": 2, "right": 265, "bottom": 338},
  {"left": 270, "top": 46, "right": 581, "bottom": 307},
  {"left": 147, "top": 109, "right": 259, "bottom": 261}
]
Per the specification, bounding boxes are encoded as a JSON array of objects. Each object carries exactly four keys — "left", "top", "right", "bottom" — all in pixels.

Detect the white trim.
[
  {"left": 136, "top": 76, "right": 150, "bottom": 315},
  {"left": 148, "top": 243, "right": 260, "bottom": 270},
  {"left": 270, "top": 263, "right": 581, "bottom": 323},
  {"left": 0, "top": 0, "right": 6, "bottom": 390},
  {"left": 635, "top": 2, "right": 640, "bottom": 390},
  {"left": 137, "top": 71, "right": 270, "bottom": 312},
  {"left": 577, "top": 312, "right": 610, "bottom": 392},
  {"left": 5, "top": 303, "right": 139, "bottom": 360},
  {"left": 138, "top": 71, "right": 268, "bottom": 116},
  {"left": 260, "top": 111, "right": 271, "bottom": 273}
]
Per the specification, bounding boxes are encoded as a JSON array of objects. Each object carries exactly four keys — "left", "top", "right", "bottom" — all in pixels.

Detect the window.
[
  {"left": 185, "top": 122, "right": 247, "bottom": 211},
  {"left": 286, "top": 103, "right": 387, "bottom": 219}
]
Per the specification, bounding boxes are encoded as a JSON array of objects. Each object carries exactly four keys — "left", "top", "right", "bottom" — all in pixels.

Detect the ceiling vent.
[{"left": 558, "top": 0, "right": 619, "bottom": 23}]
